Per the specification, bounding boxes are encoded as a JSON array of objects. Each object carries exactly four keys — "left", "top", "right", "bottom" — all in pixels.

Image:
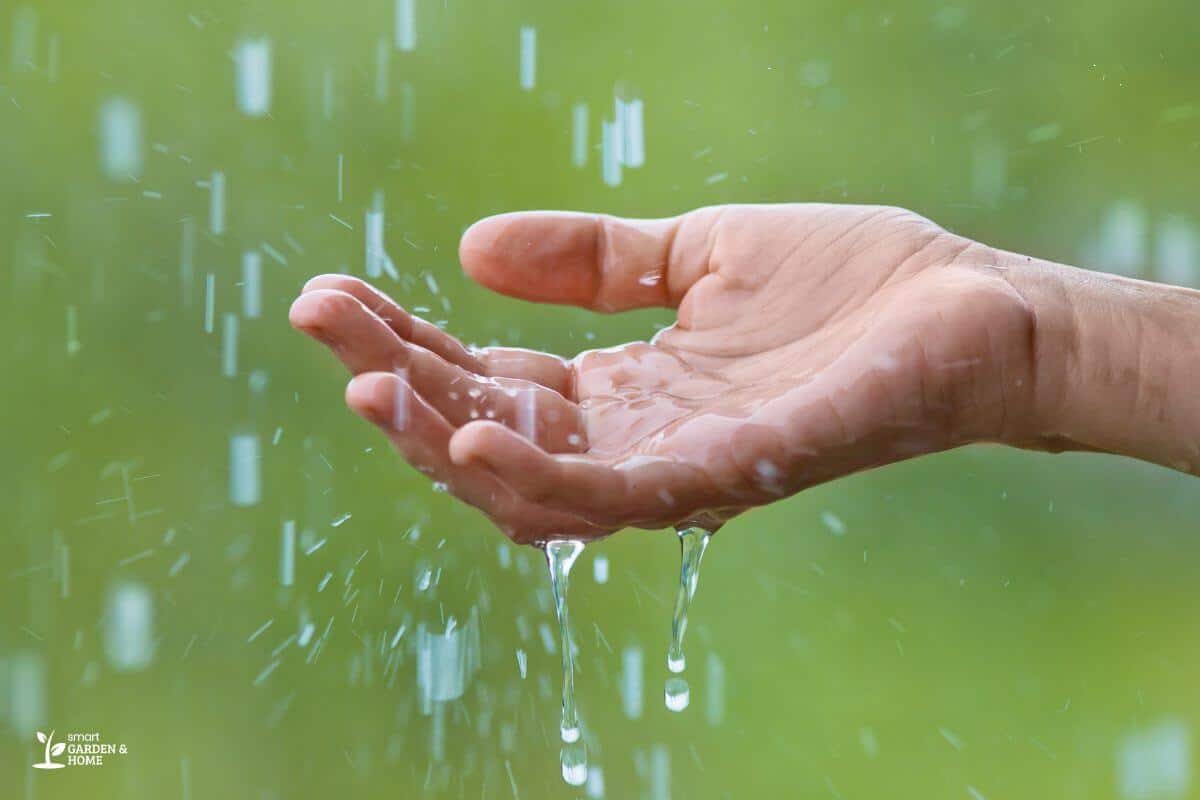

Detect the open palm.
[{"left": 290, "top": 204, "right": 1036, "bottom": 542}]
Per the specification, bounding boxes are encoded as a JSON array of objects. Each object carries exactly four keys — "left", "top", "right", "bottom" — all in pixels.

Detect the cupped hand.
[{"left": 289, "top": 204, "right": 1038, "bottom": 543}]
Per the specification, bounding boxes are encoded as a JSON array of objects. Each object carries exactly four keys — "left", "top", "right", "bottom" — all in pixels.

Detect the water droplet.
[
  {"left": 560, "top": 739, "right": 588, "bottom": 786},
  {"left": 621, "top": 645, "right": 644, "bottom": 719},
  {"left": 821, "top": 510, "right": 846, "bottom": 536},
  {"left": 664, "top": 676, "right": 690, "bottom": 712},
  {"left": 104, "top": 581, "right": 155, "bottom": 672},
  {"left": 515, "top": 648, "right": 527, "bottom": 679},
  {"left": 593, "top": 554, "right": 609, "bottom": 584}
]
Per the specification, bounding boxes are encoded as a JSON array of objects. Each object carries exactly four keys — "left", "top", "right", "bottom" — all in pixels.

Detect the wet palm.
[{"left": 290, "top": 204, "right": 1037, "bottom": 542}]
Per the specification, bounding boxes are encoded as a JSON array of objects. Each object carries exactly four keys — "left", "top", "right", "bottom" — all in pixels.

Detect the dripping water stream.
[
  {"left": 665, "top": 526, "right": 711, "bottom": 712},
  {"left": 543, "top": 539, "right": 587, "bottom": 786}
]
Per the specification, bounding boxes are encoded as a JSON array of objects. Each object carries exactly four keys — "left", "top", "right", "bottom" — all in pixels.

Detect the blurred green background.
[{"left": 3, "top": 0, "right": 1200, "bottom": 797}]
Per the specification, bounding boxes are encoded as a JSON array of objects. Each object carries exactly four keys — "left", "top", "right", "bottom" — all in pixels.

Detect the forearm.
[{"left": 1003, "top": 251, "right": 1200, "bottom": 474}]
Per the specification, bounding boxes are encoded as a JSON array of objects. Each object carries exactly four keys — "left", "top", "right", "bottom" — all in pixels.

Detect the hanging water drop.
[
  {"left": 664, "top": 526, "right": 711, "bottom": 712},
  {"left": 664, "top": 676, "right": 690, "bottom": 712},
  {"left": 561, "top": 739, "right": 588, "bottom": 787}
]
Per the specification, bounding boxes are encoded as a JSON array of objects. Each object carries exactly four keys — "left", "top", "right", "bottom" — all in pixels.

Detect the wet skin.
[{"left": 290, "top": 203, "right": 1200, "bottom": 542}]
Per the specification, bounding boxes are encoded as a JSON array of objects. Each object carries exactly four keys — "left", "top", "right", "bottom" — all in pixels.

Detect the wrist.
[
  {"left": 990, "top": 250, "right": 1081, "bottom": 451},
  {"left": 999, "top": 249, "right": 1200, "bottom": 472}
]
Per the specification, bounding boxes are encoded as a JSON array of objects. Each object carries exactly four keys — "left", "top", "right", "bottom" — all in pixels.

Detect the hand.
[{"left": 290, "top": 204, "right": 1040, "bottom": 542}]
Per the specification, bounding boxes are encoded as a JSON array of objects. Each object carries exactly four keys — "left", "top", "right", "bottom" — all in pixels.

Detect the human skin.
[{"left": 289, "top": 204, "right": 1200, "bottom": 543}]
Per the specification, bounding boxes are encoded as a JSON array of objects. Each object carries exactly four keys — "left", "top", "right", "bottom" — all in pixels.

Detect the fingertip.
[
  {"left": 458, "top": 211, "right": 598, "bottom": 301},
  {"left": 450, "top": 421, "right": 562, "bottom": 506},
  {"left": 460, "top": 212, "right": 520, "bottom": 247},
  {"left": 448, "top": 420, "right": 509, "bottom": 466},
  {"left": 302, "top": 273, "right": 357, "bottom": 294},
  {"left": 458, "top": 213, "right": 514, "bottom": 286},
  {"left": 345, "top": 372, "right": 402, "bottom": 424},
  {"left": 287, "top": 288, "right": 355, "bottom": 332},
  {"left": 287, "top": 291, "right": 324, "bottom": 330}
]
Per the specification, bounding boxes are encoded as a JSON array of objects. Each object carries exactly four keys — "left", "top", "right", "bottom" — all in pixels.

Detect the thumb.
[{"left": 458, "top": 209, "right": 717, "bottom": 312}]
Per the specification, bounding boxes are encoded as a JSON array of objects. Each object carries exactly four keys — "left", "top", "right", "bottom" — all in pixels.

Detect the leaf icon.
[
  {"left": 50, "top": 742, "right": 66, "bottom": 757},
  {"left": 36, "top": 731, "right": 47, "bottom": 744}
]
